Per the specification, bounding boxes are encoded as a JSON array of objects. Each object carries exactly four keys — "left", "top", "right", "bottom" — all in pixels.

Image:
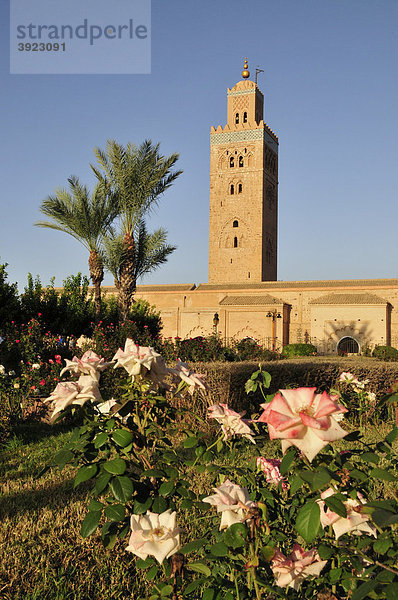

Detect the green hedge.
[
  {"left": 191, "top": 358, "right": 398, "bottom": 417},
  {"left": 281, "top": 343, "right": 317, "bottom": 357},
  {"left": 372, "top": 345, "right": 398, "bottom": 361}
]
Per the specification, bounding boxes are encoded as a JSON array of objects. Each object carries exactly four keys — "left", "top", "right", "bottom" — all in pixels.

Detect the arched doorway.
[{"left": 337, "top": 336, "right": 360, "bottom": 355}]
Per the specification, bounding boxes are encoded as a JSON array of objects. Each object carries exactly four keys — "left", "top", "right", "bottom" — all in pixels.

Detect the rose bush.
[{"left": 43, "top": 344, "right": 398, "bottom": 600}]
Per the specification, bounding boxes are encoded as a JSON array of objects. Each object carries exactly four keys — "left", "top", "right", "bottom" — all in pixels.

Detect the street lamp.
[{"left": 266, "top": 310, "right": 282, "bottom": 351}]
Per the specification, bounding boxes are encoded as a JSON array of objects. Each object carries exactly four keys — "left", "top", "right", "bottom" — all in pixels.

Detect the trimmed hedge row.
[{"left": 192, "top": 358, "right": 398, "bottom": 416}]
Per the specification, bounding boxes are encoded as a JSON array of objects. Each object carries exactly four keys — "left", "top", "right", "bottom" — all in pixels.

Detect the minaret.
[{"left": 208, "top": 58, "right": 278, "bottom": 283}]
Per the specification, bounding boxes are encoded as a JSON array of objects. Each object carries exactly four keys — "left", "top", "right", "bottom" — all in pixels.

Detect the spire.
[{"left": 241, "top": 57, "right": 250, "bottom": 79}]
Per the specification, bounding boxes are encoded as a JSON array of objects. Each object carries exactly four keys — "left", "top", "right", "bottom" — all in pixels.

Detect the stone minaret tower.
[{"left": 208, "top": 58, "right": 278, "bottom": 283}]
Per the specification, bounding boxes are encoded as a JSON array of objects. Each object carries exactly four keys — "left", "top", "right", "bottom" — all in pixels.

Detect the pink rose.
[
  {"left": 271, "top": 544, "right": 327, "bottom": 590},
  {"left": 258, "top": 388, "right": 348, "bottom": 462},
  {"left": 203, "top": 479, "right": 257, "bottom": 530},
  {"left": 208, "top": 403, "right": 256, "bottom": 443},
  {"left": 256, "top": 457, "right": 287, "bottom": 488},
  {"left": 60, "top": 350, "right": 112, "bottom": 382},
  {"left": 126, "top": 510, "right": 181, "bottom": 564},
  {"left": 317, "top": 488, "right": 377, "bottom": 539},
  {"left": 44, "top": 380, "right": 101, "bottom": 422},
  {"left": 113, "top": 339, "right": 168, "bottom": 385},
  {"left": 339, "top": 371, "right": 359, "bottom": 384},
  {"left": 169, "top": 359, "right": 208, "bottom": 395}
]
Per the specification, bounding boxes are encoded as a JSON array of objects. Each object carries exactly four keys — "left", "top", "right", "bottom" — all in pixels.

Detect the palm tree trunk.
[
  {"left": 89, "top": 250, "right": 104, "bottom": 324},
  {"left": 119, "top": 231, "right": 136, "bottom": 322}
]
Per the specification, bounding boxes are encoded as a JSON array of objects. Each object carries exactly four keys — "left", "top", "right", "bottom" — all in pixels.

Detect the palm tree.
[
  {"left": 92, "top": 139, "right": 182, "bottom": 321},
  {"left": 35, "top": 176, "right": 117, "bottom": 323},
  {"left": 102, "top": 220, "right": 176, "bottom": 294}
]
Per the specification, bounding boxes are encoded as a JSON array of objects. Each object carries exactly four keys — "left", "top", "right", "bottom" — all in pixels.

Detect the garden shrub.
[
  {"left": 0, "top": 262, "right": 20, "bottom": 333},
  {"left": 39, "top": 341, "right": 398, "bottom": 600},
  {"left": 372, "top": 345, "right": 398, "bottom": 361},
  {"left": 233, "top": 337, "right": 280, "bottom": 362},
  {"left": 281, "top": 343, "right": 317, "bottom": 357},
  {"left": 90, "top": 301, "right": 162, "bottom": 359}
]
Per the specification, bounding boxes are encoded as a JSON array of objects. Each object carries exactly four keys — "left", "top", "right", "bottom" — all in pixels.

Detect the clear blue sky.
[{"left": 1, "top": 0, "right": 398, "bottom": 291}]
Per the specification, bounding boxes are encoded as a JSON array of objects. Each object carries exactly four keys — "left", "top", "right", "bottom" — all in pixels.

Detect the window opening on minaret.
[
  {"left": 233, "top": 220, "right": 238, "bottom": 228},
  {"left": 238, "top": 156, "right": 244, "bottom": 167},
  {"left": 230, "top": 184, "right": 234, "bottom": 195},
  {"left": 230, "top": 156, "right": 234, "bottom": 168},
  {"left": 238, "top": 183, "right": 242, "bottom": 193},
  {"left": 243, "top": 112, "right": 247, "bottom": 123},
  {"left": 248, "top": 272, "right": 250, "bottom": 279},
  {"left": 235, "top": 113, "right": 239, "bottom": 124},
  {"left": 234, "top": 236, "right": 238, "bottom": 248}
]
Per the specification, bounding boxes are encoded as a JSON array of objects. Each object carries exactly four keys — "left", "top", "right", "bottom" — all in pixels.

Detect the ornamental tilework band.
[
  {"left": 210, "top": 129, "right": 278, "bottom": 153},
  {"left": 227, "top": 89, "right": 257, "bottom": 97}
]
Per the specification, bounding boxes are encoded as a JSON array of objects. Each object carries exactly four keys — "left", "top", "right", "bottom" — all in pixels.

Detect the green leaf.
[
  {"left": 134, "top": 497, "right": 152, "bottom": 515},
  {"left": 53, "top": 449, "right": 74, "bottom": 467},
  {"left": 142, "top": 469, "right": 166, "bottom": 478},
  {"left": 370, "top": 468, "right": 397, "bottom": 482},
  {"left": 109, "top": 475, "right": 134, "bottom": 502},
  {"left": 135, "top": 557, "right": 155, "bottom": 569},
  {"left": 179, "top": 538, "right": 208, "bottom": 555},
  {"left": 112, "top": 429, "right": 134, "bottom": 448},
  {"left": 105, "top": 418, "right": 116, "bottom": 430},
  {"left": 103, "top": 458, "right": 126, "bottom": 475},
  {"left": 329, "top": 567, "right": 342, "bottom": 583},
  {"left": 373, "top": 537, "right": 393, "bottom": 554},
  {"left": 88, "top": 499, "right": 103, "bottom": 512},
  {"left": 350, "top": 469, "right": 368, "bottom": 482},
  {"left": 146, "top": 564, "right": 159, "bottom": 581},
  {"left": 160, "top": 585, "right": 173, "bottom": 596},
  {"left": 386, "top": 427, "right": 398, "bottom": 444},
  {"left": 203, "top": 589, "right": 215, "bottom": 600},
  {"left": 310, "top": 468, "right": 332, "bottom": 491},
  {"left": 360, "top": 451, "right": 380, "bottom": 464},
  {"left": 183, "top": 436, "right": 198, "bottom": 448},
  {"left": 159, "top": 480, "right": 174, "bottom": 497},
  {"left": 210, "top": 542, "right": 228, "bottom": 557},
  {"left": 295, "top": 501, "right": 320, "bottom": 543},
  {"left": 101, "top": 521, "right": 118, "bottom": 548},
  {"left": 94, "top": 431, "right": 108, "bottom": 448},
  {"left": 104, "top": 504, "right": 125, "bottom": 522},
  {"left": 324, "top": 495, "right": 347, "bottom": 518},
  {"left": 261, "top": 546, "right": 276, "bottom": 561},
  {"left": 384, "top": 583, "right": 398, "bottom": 600},
  {"left": 352, "top": 580, "right": 377, "bottom": 600},
  {"left": 289, "top": 474, "right": 304, "bottom": 495},
  {"left": 245, "top": 379, "right": 258, "bottom": 394},
  {"left": 81, "top": 510, "right": 101, "bottom": 538},
  {"left": 261, "top": 371, "right": 272, "bottom": 388},
  {"left": 74, "top": 464, "right": 98, "bottom": 488},
  {"left": 372, "top": 509, "right": 398, "bottom": 527},
  {"left": 188, "top": 562, "right": 211, "bottom": 577},
  {"left": 318, "top": 544, "right": 334, "bottom": 560},
  {"left": 151, "top": 496, "right": 168, "bottom": 513},
  {"left": 280, "top": 447, "right": 296, "bottom": 475},
  {"left": 164, "top": 466, "right": 179, "bottom": 479},
  {"left": 94, "top": 471, "right": 111, "bottom": 495},
  {"left": 184, "top": 579, "right": 207, "bottom": 594},
  {"left": 223, "top": 523, "right": 247, "bottom": 548}
]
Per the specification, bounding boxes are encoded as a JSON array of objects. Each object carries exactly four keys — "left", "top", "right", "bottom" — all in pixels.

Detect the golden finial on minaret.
[{"left": 242, "top": 57, "right": 250, "bottom": 79}]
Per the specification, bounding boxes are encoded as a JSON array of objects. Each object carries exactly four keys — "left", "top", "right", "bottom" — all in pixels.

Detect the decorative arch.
[
  {"left": 337, "top": 336, "right": 360, "bottom": 355},
  {"left": 218, "top": 217, "right": 250, "bottom": 249}
]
